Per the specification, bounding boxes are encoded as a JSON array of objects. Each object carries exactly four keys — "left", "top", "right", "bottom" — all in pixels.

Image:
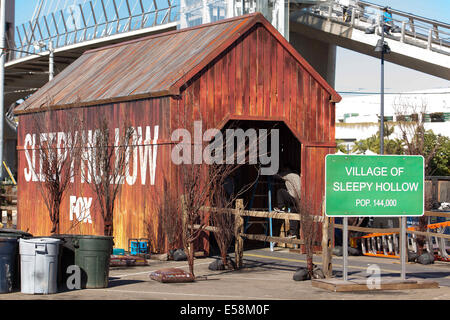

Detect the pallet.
[{"left": 311, "top": 277, "right": 439, "bottom": 292}]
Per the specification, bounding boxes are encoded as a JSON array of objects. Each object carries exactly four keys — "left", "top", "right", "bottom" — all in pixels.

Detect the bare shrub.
[
  {"left": 292, "top": 193, "right": 319, "bottom": 277},
  {"left": 30, "top": 107, "right": 83, "bottom": 234},
  {"left": 393, "top": 97, "right": 437, "bottom": 255},
  {"left": 180, "top": 162, "right": 210, "bottom": 277},
  {"left": 82, "top": 117, "right": 134, "bottom": 236}
]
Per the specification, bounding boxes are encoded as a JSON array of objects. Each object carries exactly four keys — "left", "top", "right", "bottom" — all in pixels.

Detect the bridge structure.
[
  {"left": 1, "top": 0, "right": 449, "bottom": 174},
  {"left": 289, "top": 0, "right": 450, "bottom": 85}
]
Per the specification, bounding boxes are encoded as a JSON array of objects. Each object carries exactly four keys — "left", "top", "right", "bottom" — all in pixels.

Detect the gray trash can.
[
  {"left": 19, "top": 238, "right": 61, "bottom": 294},
  {"left": 0, "top": 237, "right": 18, "bottom": 293}
]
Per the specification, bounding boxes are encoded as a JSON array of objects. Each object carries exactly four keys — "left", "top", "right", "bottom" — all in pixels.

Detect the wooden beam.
[
  {"left": 240, "top": 233, "right": 306, "bottom": 245},
  {"left": 191, "top": 224, "right": 219, "bottom": 233},
  {"left": 203, "top": 206, "right": 323, "bottom": 222},
  {"left": 424, "top": 211, "right": 450, "bottom": 218},
  {"left": 0, "top": 205, "right": 17, "bottom": 211}
]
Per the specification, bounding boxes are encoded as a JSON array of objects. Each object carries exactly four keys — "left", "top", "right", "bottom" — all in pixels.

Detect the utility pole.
[
  {"left": 379, "top": 25, "right": 385, "bottom": 155},
  {"left": 0, "top": 0, "right": 6, "bottom": 180},
  {"left": 375, "top": 20, "right": 390, "bottom": 155},
  {"left": 49, "top": 40, "right": 54, "bottom": 81}
]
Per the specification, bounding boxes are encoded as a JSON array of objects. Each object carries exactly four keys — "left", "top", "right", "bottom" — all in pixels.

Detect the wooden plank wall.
[{"left": 17, "top": 97, "right": 174, "bottom": 250}]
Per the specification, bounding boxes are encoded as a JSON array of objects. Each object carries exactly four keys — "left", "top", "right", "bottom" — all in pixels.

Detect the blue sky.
[{"left": 14, "top": 0, "right": 450, "bottom": 93}]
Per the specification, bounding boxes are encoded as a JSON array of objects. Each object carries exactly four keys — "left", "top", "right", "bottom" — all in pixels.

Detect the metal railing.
[
  {"left": 10, "top": 0, "right": 179, "bottom": 60},
  {"left": 300, "top": 0, "right": 450, "bottom": 55},
  {"left": 7, "top": 0, "right": 450, "bottom": 62}
]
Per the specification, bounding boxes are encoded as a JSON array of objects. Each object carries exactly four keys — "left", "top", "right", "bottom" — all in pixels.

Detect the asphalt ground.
[{"left": 2, "top": 247, "right": 450, "bottom": 301}]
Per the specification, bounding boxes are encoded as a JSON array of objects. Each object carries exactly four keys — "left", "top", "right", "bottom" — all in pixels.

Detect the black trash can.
[
  {"left": 50, "top": 234, "right": 81, "bottom": 290},
  {"left": 0, "top": 237, "right": 18, "bottom": 293},
  {"left": 0, "top": 229, "right": 32, "bottom": 291}
]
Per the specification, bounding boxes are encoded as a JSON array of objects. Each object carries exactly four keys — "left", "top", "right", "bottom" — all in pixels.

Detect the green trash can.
[
  {"left": 0, "top": 237, "right": 18, "bottom": 293},
  {"left": 0, "top": 229, "right": 32, "bottom": 290},
  {"left": 73, "top": 235, "right": 114, "bottom": 288}
]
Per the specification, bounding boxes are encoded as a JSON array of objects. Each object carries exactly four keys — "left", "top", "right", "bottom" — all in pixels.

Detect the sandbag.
[
  {"left": 417, "top": 252, "right": 434, "bottom": 265},
  {"left": 293, "top": 268, "right": 311, "bottom": 281},
  {"left": 173, "top": 248, "right": 187, "bottom": 261},
  {"left": 333, "top": 246, "right": 343, "bottom": 256},
  {"left": 348, "top": 247, "right": 362, "bottom": 256},
  {"left": 208, "top": 259, "right": 226, "bottom": 271},
  {"left": 149, "top": 268, "right": 195, "bottom": 283},
  {"left": 408, "top": 251, "right": 418, "bottom": 262}
]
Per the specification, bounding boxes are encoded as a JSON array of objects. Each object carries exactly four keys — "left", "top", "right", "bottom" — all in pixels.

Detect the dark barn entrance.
[{"left": 208, "top": 120, "right": 302, "bottom": 252}]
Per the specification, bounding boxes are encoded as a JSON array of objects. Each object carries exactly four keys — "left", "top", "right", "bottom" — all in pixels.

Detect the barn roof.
[{"left": 15, "top": 13, "right": 341, "bottom": 115}]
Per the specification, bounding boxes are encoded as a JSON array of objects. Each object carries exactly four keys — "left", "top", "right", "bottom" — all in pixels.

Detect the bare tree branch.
[
  {"left": 82, "top": 117, "right": 134, "bottom": 236},
  {"left": 30, "top": 106, "right": 83, "bottom": 234}
]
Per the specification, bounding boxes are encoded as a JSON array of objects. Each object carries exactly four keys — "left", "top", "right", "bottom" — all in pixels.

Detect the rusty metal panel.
[{"left": 15, "top": 16, "right": 257, "bottom": 114}]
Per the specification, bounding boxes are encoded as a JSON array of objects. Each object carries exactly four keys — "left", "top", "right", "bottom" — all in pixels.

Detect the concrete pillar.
[{"left": 289, "top": 31, "right": 336, "bottom": 87}]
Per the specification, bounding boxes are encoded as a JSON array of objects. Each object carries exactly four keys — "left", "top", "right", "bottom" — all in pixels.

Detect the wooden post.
[
  {"left": 6, "top": 210, "right": 12, "bottom": 228},
  {"left": 280, "top": 219, "right": 290, "bottom": 248},
  {"left": 234, "top": 199, "right": 244, "bottom": 269},
  {"left": 321, "top": 209, "right": 333, "bottom": 278}
]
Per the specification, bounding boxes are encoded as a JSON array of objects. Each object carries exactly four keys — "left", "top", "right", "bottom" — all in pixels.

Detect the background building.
[{"left": 336, "top": 87, "right": 450, "bottom": 151}]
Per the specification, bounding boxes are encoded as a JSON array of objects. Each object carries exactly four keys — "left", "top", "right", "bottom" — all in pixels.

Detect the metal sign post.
[
  {"left": 343, "top": 217, "right": 348, "bottom": 281},
  {"left": 325, "top": 154, "right": 424, "bottom": 282},
  {"left": 400, "top": 216, "right": 406, "bottom": 280}
]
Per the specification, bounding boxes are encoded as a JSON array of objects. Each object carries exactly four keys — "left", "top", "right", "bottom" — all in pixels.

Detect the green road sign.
[{"left": 325, "top": 155, "right": 424, "bottom": 217}]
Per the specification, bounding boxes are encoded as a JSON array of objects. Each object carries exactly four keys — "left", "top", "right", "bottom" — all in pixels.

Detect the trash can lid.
[
  {"left": 50, "top": 234, "right": 113, "bottom": 240},
  {"left": 20, "top": 238, "right": 61, "bottom": 244},
  {"left": 50, "top": 234, "right": 83, "bottom": 240},
  {"left": 75, "top": 235, "right": 114, "bottom": 240},
  {"left": 0, "top": 228, "right": 33, "bottom": 238}
]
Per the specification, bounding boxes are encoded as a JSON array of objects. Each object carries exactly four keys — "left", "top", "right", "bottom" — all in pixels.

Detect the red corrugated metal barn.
[{"left": 14, "top": 13, "right": 341, "bottom": 252}]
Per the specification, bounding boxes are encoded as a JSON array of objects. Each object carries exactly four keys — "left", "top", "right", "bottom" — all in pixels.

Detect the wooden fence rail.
[
  {"left": 196, "top": 199, "right": 325, "bottom": 268},
  {"left": 193, "top": 201, "right": 449, "bottom": 272},
  {"left": 202, "top": 206, "right": 324, "bottom": 222}
]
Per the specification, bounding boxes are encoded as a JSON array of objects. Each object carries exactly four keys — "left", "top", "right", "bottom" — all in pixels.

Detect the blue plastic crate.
[
  {"left": 129, "top": 239, "right": 150, "bottom": 255},
  {"left": 113, "top": 248, "right": 125, "bottom": 255},
  {"left": 130, "top": 241, "right": 139, "bottom": 255},
  {"left": 139, "top": 242, "right": 148, "bottom": 254}
]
